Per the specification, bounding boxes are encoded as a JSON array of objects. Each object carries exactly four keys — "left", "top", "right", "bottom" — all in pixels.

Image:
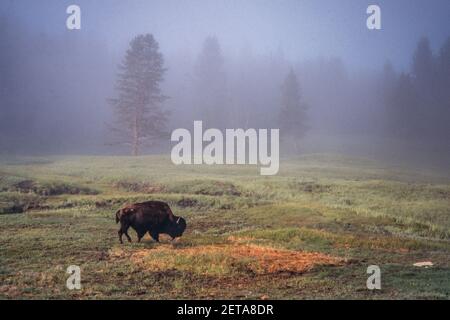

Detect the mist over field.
[
  {"left": 0, "top": 0, "right": 449, "bottom": 171},
  {"left": 1, "top": 1, "right": 450, "bottom": 300}
]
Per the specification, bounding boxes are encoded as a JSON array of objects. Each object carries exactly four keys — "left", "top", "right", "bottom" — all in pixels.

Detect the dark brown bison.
[{"left": 115, "top": 201, "right": 186, "bottom": 244}]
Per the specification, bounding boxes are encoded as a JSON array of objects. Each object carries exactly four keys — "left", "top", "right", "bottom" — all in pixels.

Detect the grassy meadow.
[{"left": 0, "top": 154, "right": 449, "bottom": 299}]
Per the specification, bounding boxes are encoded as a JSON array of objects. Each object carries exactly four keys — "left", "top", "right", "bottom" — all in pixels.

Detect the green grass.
[{"left": 0, "top": 154, "right": 449, "bottom": 299}]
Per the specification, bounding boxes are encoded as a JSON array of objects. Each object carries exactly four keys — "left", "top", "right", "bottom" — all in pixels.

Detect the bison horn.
[{"left": 176, "top": 217, "right": 181, "bottom": 224}]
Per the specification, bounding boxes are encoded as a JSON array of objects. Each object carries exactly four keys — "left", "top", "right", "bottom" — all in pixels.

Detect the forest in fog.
[{"left": 0, "top": 1, "right": 449, "bottom": 168}]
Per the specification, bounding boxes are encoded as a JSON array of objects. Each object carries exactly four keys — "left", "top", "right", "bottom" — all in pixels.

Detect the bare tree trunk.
[{"left": 132, "top": 113, "right": 139, "bottom": 156}]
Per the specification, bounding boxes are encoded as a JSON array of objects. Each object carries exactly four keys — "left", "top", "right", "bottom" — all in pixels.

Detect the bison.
[{"left": 115, "top": 201, "right": 186, "bottom": 244}]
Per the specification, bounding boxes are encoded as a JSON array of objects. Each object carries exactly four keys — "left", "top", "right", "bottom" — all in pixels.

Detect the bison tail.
[{"left": 115, "top": 210, "right": 121, "bottom": 223}]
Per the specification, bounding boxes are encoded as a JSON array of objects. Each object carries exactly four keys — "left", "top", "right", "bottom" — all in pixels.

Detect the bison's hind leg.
[
  {"left": 124, "top": 231, "right": 132, "bottom": 242},
  {"left": 118, "top": 229, "right": 124, "bottom": 244},
  {"left": 137, "top": 230, "right": 146, "bottom": 243},
  {"left": 149, "top": 231, "right": 160, "bottom": 242},
  {"left": 118, "top": 225, "right": 132, "bottom": 243}
]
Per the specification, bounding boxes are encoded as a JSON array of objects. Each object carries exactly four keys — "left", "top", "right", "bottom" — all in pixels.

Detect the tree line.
[
  {"left": 109, "top": 34, "right": 307, "bottom": 155},
  {"left": 111, "top": 33, "right": 450, "bottom": 156},
  {"left": 381, "top": 37, "right": 450, "bottom": 144},
  {"left": 1, "top": 13, "right": 448, "bottom": 157}
]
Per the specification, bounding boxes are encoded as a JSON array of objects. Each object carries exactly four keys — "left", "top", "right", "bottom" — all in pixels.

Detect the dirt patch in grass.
[
  {"left": 113, "top": 180, "right": 166, "bottom": 194},
  {"left": 177, "top": 197, "right": 198, "bottom": 208},
  {"left": 289, "top": 181, "right": 332, "bottom": 194},
  {"left": 0, "top": 192, "right": 42, "bottom": 214},
  {"left": 9, "top": 179, "right": 98, "bottom": 196},
  {"left": 0, "top": 285, "right": 21, "bottom": 298},
  {"left": 169, "top": 180, "right": 242, "bottom": 196},
  {"left": 110, "top": 243, "right": 344, "bottom": 276}
]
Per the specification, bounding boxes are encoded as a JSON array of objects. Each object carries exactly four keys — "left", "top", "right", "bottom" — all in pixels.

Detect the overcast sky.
[{"left": 3, "top": 0, "right": 449, "bottom": 71}]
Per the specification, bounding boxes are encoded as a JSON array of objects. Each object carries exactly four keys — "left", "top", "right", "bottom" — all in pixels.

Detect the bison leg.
[
  {"left": 124, "top": 230, "right": 132, "bottom": 242},
  {"left": 118, "top": 229, "right": 124, "bottom": 244},
  {"left": 137, "top": 231, "right": 145, "bottom": 243},
  {"left": 150, "top": 231, "right": 160, "bottom": 242},
  {"left": 119, "top": 224, "right": 132, "bottom": 243}
]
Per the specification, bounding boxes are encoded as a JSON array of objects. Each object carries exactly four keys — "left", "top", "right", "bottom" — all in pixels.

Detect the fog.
[{"left": 1, "top": 0, "right": 449, "bottom": 169}]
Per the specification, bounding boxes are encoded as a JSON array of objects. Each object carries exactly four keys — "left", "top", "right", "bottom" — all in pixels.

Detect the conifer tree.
[
  {"left": 109, "top": 34, "right": 168, "bottom": 155},
  {"left": 279, "top": 68, "right": 308, "bottom": 152}
]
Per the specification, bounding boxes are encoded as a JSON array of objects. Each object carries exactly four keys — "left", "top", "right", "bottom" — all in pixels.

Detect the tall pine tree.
[
  {"left": 279, "top": 68, "right": 308, "bottom": 153},
  {"left": 109, "top": 34, "right": 168, "bottom": 156},
  {"left": 194, "top": 36, "right": 227, "bottom": 129},
  {"left": 412, "top": 37, "right": 434, "bottom": 87}
]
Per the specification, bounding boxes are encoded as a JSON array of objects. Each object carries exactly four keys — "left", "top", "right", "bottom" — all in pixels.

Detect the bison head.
[{"left": 167, "top": 216, "right": 187, "bottom": 238}]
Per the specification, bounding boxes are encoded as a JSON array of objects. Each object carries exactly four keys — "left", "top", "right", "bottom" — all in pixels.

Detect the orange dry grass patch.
[
  {"left": 229, "top": 244, "right": 343, "bottom": 274},
  {"left": 113, "top": 243, "right": 344, "bottom": 275}
]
